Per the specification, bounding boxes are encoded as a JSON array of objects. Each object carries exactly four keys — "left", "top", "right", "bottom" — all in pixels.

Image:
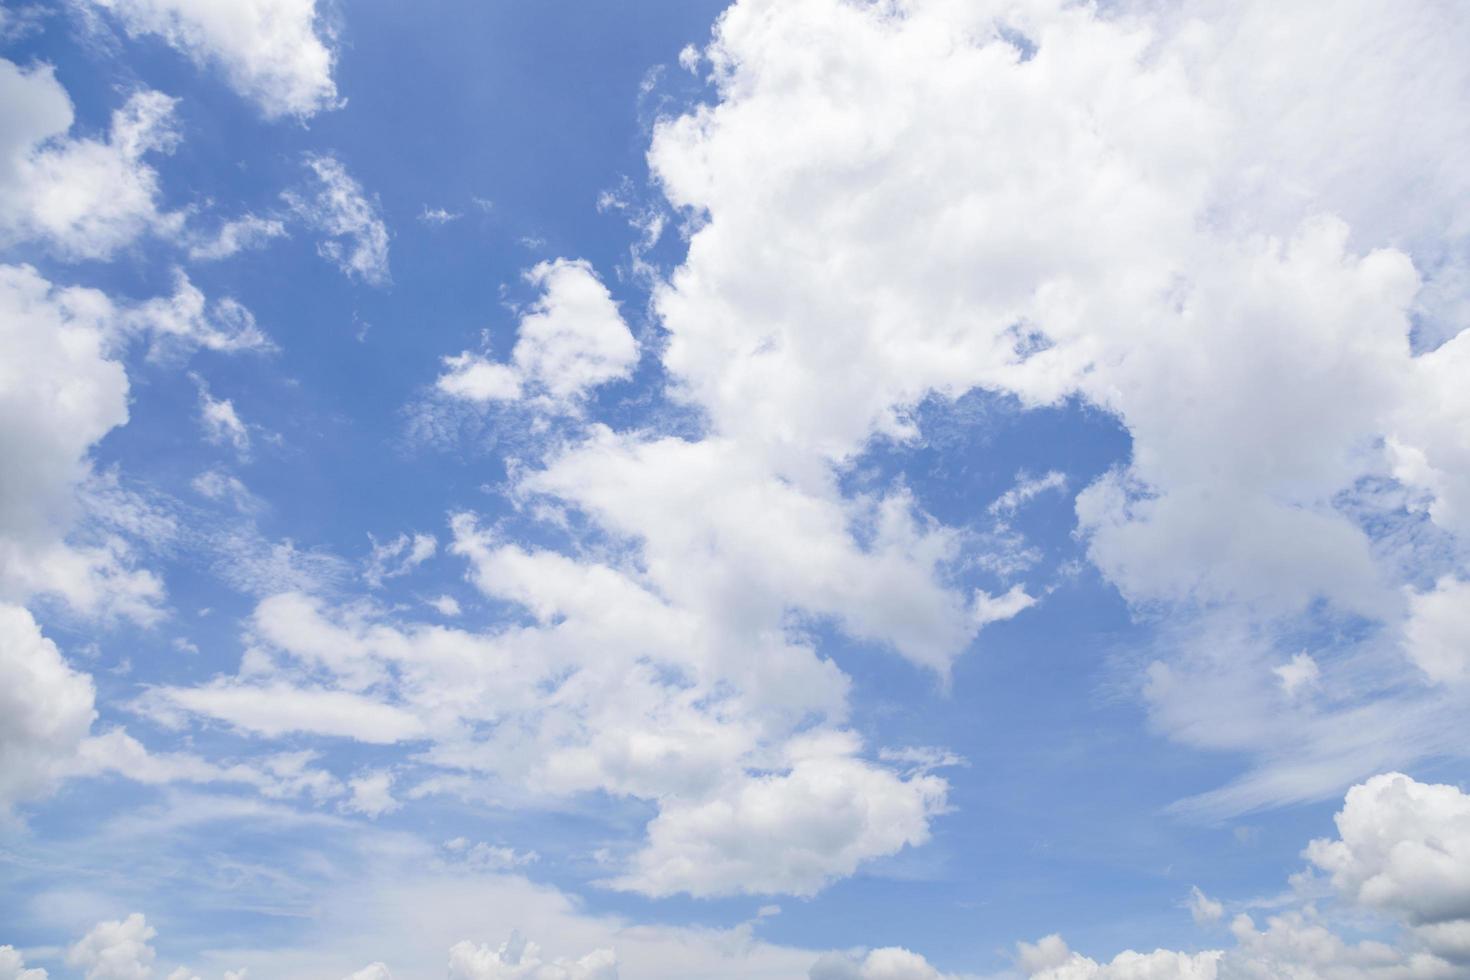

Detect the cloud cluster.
[
  {"left": 646, "top": 0, "right": 1470, "bottom": 814},
  {"left": 437, "top": 259, "right": 638, "bottom": 413},
  {"left": 447, "top": 934, "right": 616, "bottom": 980},
  {"left": 0, "top": 59, "right": 179, "bottom": 259},
  {"left": 1018, "top": 773, "right": 1470, "bottom": 979},
  {"left": 1305, "top": 773, "right": 1470, "bottom": 963},
  {"left": 88, "top": 0, "right": 341, "bottom": 119},
  {"left": 141, "top": 518, "right": 950, "bottom": 895}
]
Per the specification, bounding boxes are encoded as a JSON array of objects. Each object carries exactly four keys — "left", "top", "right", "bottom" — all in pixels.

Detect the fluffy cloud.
[
  {"left": 1305, "top": 773, "right": 1470, "bottom": 962},
  {"left": 0, "top": 945, "right": 46, "bottom": 980},
  {"left": 1018, "top": 935, "right": 1220, "bottom": 980},
  {"left": 0, "top": 59, "right": 179, "bottom": 259},
  {"left": 1403, "top": 579, "right": 1470, "bottom": 684},
  {"left": 0, "top": 601, "right": 348, "bottom": 813},
  {"left": 141, "top": 512, "right": 949, "bottom": 895},
  {"left": 521, "top": 429, "right": 981, "bottom": 673},
  {"left": 809, "top": 946, "right": 957, "bottom": 980},
  {"left": 1016, "top": 774, "right": 1470, "bottom": 979},
  {"left": 641, "top": 0, "right": 1470, "bottom": 815},
  {"left": 0, "top": 602, "right": 97, "bottom": 812},
  {"left": 284, "top": 154, "right": 390, "bottom": 286},
  {"left": 342, "top": 967, "right": 392, "bottom": 980},
  {"left": 88, "top": 0, "right": 340, "bottom": 119},
  {"left": 613, "top": 730, "right": 945, "bottom": 897},
  {"left": 0, "top": 263, "right": 267, "bottom": 621},
  {"left": 448, "top": 934, "right": 616, "bottom": 980},
  {"left": 344, "top": 770, "right": 400, "bottom": 819},
  {"left": 436, "top": 259, "right": 637, "bottom": 412},
  {"left": 0, "top": 263, "right": 159, "bottom": 619},
  {"left": 66, "top": 913, "right": 156, "bottom": 980}
]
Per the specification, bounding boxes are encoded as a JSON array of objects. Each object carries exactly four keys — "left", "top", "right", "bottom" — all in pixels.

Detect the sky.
[{"left": 2, "top": 0, "right": 1470, "bottom": 978}]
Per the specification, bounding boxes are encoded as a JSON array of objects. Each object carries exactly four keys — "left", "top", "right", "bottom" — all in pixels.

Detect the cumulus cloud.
[
  {"left": 284, "top": 154, "right": 390, "bottom": 286},
  {"left": 1016, "top": 773, "right": 1470, "bottom": 979},
  {"left": 641, "top": 0, "right": 1470, "bottom": 815},
  {"left": 342, "top": 967, "right": 392, "bottom": 980},
  {"left": 611, "top": 730, "right": 946, "bottom": 897},
  {"left": 0, "top": 602, "right": 98, "bottom": 812},
  {"left": 66, "top": 913, "right": 156, "bottom": 980},
  {"left": 436, "top": 259, "right": 637, "bottom": 413},
  {"left": 0, "top": 59, "right": 179, "bottom": 259},
  {"left": 1403, "top": 578, "right": 1470, "bottom": 684},
  {"left": 0, "top": 264, "right": 161, "bottom": 620},
  {"left": 142, "top": 511, "right": 948, "bottom": 896},
  {"left": 1018, "top": 935, "right": 1220, "bottom": 979},
  {"left": 344, "top": 770, "right": 400, "bottom": 819},
  {"left": 88, "top": 0, "right": 341, "bottom": 119},
  {"left": 0, "top": 945, "right": 46, "bottom": 980},
  {"left": 0, "top": 597, "right": 347, "bottom": 813},
  {"left": 426, "top": 594, "right": 461, "bottom": 617},
  {"left": 809, "top": 946, "right": 956, "bottom": 979},
  {"left": 448, "top": 933, "right": 616, "bottom": 980},
  {"left": 1305, "top": 773, "right": 1470, "bottom": 962}
]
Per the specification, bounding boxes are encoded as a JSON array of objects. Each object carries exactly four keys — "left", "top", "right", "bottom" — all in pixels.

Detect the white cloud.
[
  {"left": 639, "top": 0, "right": 1470, "bottom": 816},
  {"left": 1305, "top": 772, "right": 1470, "bottom": 962},
  {"left": 363, "top": 532, "right": 437, "bottom": 588},
  {"left": 168, "top": 844, "right": 821, "bottom": 979},
  {"left": 0, "top": 264, "right": 161, "bottom": 621},
  {"left": 436, "top": 353, "right": 522, "bottom": 403},
  {"left": 88, "top": 0, "right": 340, "bottom": 119},
  {"left": 989, "top": 471, "right": 1067, "bottom": 516},
  {"left": 127, "top": 270, "right": 273, "bottom": 358},
  {"left": 611, "top": 730, "right": 946, "bottom": 898},
  {"left": 194, "top": 378, "right": 252, "bottom": 459},
  {"left": 0, "top": 945, "right": 46, "bottom": 980},
  {"left": 1188, "top": 887, "right": 1225, "bottom": 927},
  {"left": 1403, "top": 578, "right": 1470, "bottom": 684},
  {"left": 344, "top": 770, "right": 400, "bottom": 819},
  {"left": 0, "top": 602, "right": 97, "bottom": 813},
  {"left": 191, "top": 469, "right": 261, "bottom": 514},
  {"left": 519, "top": 430, "right": 980, "bottom": 674},
  {"left": 1271, "top": 653, "right": 1321, "bottom": 699},
  {"left": 187, "top": 213, "right": 287, "bottom": 261},
  {"left": 65, "top": 913, "right": 156, "bottom": 980},
  {"left": 1017, "top": 773, "right": 1470, "bottom": 979},
  {"left": 1019, "top": 936, "right": 1220, "bottom": 979},
  {"left": 342, "top": 967, "right": 391, "bottom": 980},
  {"left": 448, "top": 934, "right": 617, "bottom": 980},
  {"left": 0, "top": 260, "right": 268, "bottom": 629},
  {"left": 143, "top": 525, "right": 945, "bottom": 896},
  {"left": 443, "top": 838, "right": 537, "bottom": 871},
  {"left": 140, "top": 679, "right": 428, "bottom": 744},
  {"left": 971, "top": 584, "right": 1036, "bottom": 628},
  {"left": 284, "top": 154, "right": 390, "bottom": 286},
  {"left": 426, "top": 594, "right": 461, "bottom": 617},
  {"left": 419, "top": 206, "right": 461, "bottom": 225},
  {"left": 0, "top": 59, "right": 179, "bottom": 259},
  {"left": 436, "top": 259, "right": 637, "bottom": 413},
  {"left": 811, "top": 946, "right": 973, "bottom": 980}
]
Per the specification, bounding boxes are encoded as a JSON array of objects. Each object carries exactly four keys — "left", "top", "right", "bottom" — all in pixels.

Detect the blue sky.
[{"left": 3, "top": 1, "right": 1470, "bottom": 978}]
